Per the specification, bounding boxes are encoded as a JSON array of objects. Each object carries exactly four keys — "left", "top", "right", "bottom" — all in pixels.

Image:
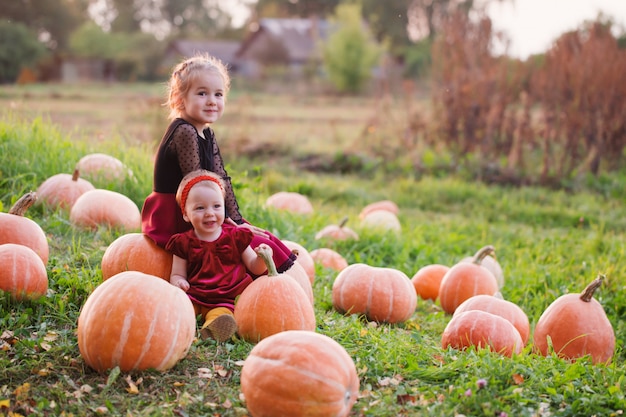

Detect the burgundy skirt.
[{"left": 141, "top": 191, "right": 296, "bottom": 273}]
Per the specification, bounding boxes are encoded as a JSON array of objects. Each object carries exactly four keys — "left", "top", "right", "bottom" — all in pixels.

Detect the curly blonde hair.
[{"left": 165, "top": 53, "right": 231, "bottom": 120}]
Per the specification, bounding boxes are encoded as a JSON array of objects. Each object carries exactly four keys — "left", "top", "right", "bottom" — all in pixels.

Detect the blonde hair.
[
  {"left": 176, "top": 169, "right": 225, "bottom": 210},
  {"left": 166, "top": 53, "right": 231, "bottom": 120}
]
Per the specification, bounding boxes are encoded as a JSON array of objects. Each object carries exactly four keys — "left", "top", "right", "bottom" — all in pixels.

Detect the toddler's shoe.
[{"left": 201, "top": 314, "right": 238, "bottom": 342}]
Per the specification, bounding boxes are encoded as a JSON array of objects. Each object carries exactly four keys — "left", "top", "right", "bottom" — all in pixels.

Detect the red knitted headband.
[{"left": 179, "top": 175, "right": 224, "bottom": 211}]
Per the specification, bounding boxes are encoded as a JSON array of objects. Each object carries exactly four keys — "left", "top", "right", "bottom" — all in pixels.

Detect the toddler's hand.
[{"left": 170, "top": 275, "right": 190, "bottom": 292}]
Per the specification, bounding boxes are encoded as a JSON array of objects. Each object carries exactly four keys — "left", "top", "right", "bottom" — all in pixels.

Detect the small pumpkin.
[
  {"left": 0, "top": 243, "right": 48, "bottom": 300},
  {"left": 332, "top": 263, "right": 417, "bottom": 324},
  {"left": 358, "top": 199, "right": 399, "bottom": 220},
  {"left": 77, "top": 271, "right": 196, "bottom": 372},
  {"left": 411, "top": 264, "right": 450, "bottom": 301},
  {"left": 234, "top": 245, "right": 316, "bottom": 343},
  {"left": 76, "top": 153, "right": 129, "bottom": 183},
  {"left": 454, "top": 294, "right": 530, "bottom": 344},
  {"left": 309, "top": 248, "right": 348, "bottom": 272},
  {"left": 533, "top": 274, "right": 615, "bottom": 364},
  {"left": 36, "top": 169, "right": 95, "bottom": 211},
  {"left": 0, "top": 192, "right": 49, "bottom": 265},
  {"left": 442, "top": 309, "right": 523, "bottom": 357},
  {"left": 101, "top": 233, "right": 172, "bottom": 281},
  {"left": 241, "top": 330, "right": 359, "bottom": 417},
  {"left": 265, "top": 191, "right": 314, "bottom": 214},
  {"left": 462, "top": 248, "right": 504, "bottom": 289},
  {"left": 315, "top": 217, "right": 359, "bottom": 241},
  {"left": 281, "top": 240, "right": 315, "bottom": 283},
  {"left": 70, "top": 189, "right": 141, "bottom": 231},
  {"left": 438, "top": 245, "right": 499, "bottom": 315},
  {"left": 359, "top": 209, "right": 401, "bottom": 233}
]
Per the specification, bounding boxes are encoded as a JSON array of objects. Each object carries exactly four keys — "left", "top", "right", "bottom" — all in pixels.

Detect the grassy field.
[{"left": 1, "top": 83, "right": 626, "bottom": 416}]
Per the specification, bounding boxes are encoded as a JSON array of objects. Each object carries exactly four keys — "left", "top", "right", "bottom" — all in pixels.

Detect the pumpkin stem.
[
  {"left": 256, "top": 244, "right": 278, "bottom": 277},
  {"left": 580, "top": 274, "right": 605, "bottom": 303},
  {"left": 471, "top": 245, "right": 495, "bottom": 265},
  {"left": 339, "top": 216, "right": 349, "bottom": 228},
  {"left": 9, "top": 192, "right": 37, "bottom": 216},
  {"left": 72, "top": 168, "right": 81, "bottom": 182}
]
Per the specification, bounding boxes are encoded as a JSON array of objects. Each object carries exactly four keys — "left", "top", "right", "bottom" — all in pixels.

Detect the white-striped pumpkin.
[{"left": 77, "top": 271, "right": 196, "bottom": 372}]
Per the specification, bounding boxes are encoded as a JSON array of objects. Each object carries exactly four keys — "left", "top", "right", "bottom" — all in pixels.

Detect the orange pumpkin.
[
  {"left": 0, "top": 243, "right": 48, "bottom": 300},
  {"left": 234, "top": 246, "right": 316, "bottom": 343},
  {"left": 411, "top": 264, "right": 450, "bottom": 301},
  {"left": 282, "top": 240, "right": 315, "bottom": 283},
  {"left": 454, "top": 294, "right": 530, "bottom": 344},
  {"left": 76, "top": 153, "right": 129, "bottom": 183},
  {"left": 101, "top": 233, "right": 172, "bottom": 281},
  {"left": 533, "top": 275, "right": 615, "bottom": 364},
  {"left": 36, "top": 169, "right": 95, "bottom": 211},
  {"left": 283, "top": 261, "right": 314, "bottom": 305},
  {"left": 70, "top": 189, "right": 141, "bottom": 231},
  {"left": 358, "top": 200, "right": 399, "bottom": 220},
  {"left": 442, "top": 309, "right": 523, "bottom": 357},
  {"left": 310, "top": 248, "right": 348, "bottom": 272},
  {"left": 315, "top": 217, "right": 359, "bottom": 241},
  {"left": 332, "top": 263, "right": 417, "bottom": 323},
  {"left": 0, "top": 192, "right": 49, "bottom": 265},
  {"left": 241, "top": 330, "right": 359, "bottom": 417},
  {"left": 462, "top": 248, "right": 504, "bottom": 288},
  {"left": 77, "top": 271, "right": 196, "bottom": 372},
  {"left": 359, "top": 209, "right": 401, "bottom": 233},
  {"left": 438, "top": 245, "right": 499, "bottom": 315},
  {"left": 265, "top": 191, "right": 314, "bottom": 214}
]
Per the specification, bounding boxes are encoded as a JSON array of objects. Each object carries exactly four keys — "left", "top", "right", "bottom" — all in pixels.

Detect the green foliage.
[
  {"left": 0, "top": 21, "right": 47, "bottom": 83},
  {"left": 2, "top": 117, "right": 626, "bottom": 416},
  {"left": 322, "top": 3, "right": 383, "bottom": 94}
]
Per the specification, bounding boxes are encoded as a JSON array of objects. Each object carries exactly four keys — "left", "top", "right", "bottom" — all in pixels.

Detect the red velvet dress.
[
  {"left": 141, "top": 118, "right": 296, "bottom": 272},
  {"left": 165, "top": 225, "right": 255, "bottom": 311}
]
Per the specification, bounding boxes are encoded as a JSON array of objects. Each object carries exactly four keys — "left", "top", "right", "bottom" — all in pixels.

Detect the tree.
[
  {"left": 322, "top": 3, "right": 382, "bottom": 94},
  {"left": 0, "top": 22, "right": 47, "bottom": 83}
]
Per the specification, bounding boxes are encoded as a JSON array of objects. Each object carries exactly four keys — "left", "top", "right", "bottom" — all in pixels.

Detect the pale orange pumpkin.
[
  {"left": 0, "top": 192, "right": 49, "bottom": 265},
  {"left": 234, "top": 246, "right": 316, "bottom": 343},
  {"left": 438, "top": 245, "right": 499, "bottom": 315},
  {"left": 36, "top": 169, "right": 95, "bottom": 211},
  {"left": 462, "top": 248, "right": 504, "bottom": 288},
  {"left": 76, "top": 153, "right": 129, "bottom": 183},
  {"left": 309, "top": 248, "right": 348, "bottom": 272},
  {"left": 283, "top": 261, "right": 314, "bottom": 305},
  {"left": 332, "top": 263, "right": 417, "bottom": 323},
  {"left": 533, "top": 275, "right": 615, "bottom": 364},
  {"left": 315, "top": 217, "right": 359, "bottom": 241},
  {"left": 265, "top": 191, "right": 314, "bottom": 214},
  {"left": 281, "top": 240, "right": 315, "bottom": 283},
  {"left": 442, "top": 309, "right": 523, "bottom": 357},
  {"left": 77, "top": 271, "right": 196, "bottom": 372},
  {"left": 101, "top": 233, "right": 172, "bottom": 281},
  {"left": 70, "top": 189, "right": 141, "bottom": 231},
  {"left": 454, "top": 294, "right": 530, "bottom": 344},
  {"left": 359, "top": 209, "right": 401, "bottom": 233},
  {"left": 0, "top": 243, "right": 48, "bottom": 300},
  {"left": 411, "top": 264, "right": 450, "bottom": 301},
  {"left": 358, "top": 200, "right": 399, "bottom": 220},
  {"left": 241, "top": 330, "right": 359, "bottom": 417}
]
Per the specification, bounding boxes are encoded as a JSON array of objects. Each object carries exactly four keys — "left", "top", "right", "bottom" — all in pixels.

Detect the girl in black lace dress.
[{"left": 141, "top": 53, "right": 296, "bottom": 273}]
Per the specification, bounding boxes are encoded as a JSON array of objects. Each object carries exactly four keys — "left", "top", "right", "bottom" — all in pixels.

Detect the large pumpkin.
[
  {"left": 70, "top": 189, "right": 141, "bottom": 231},
  {"left": 0, "top": 192, "right": 49, "bottom": 265},
  {"left": 442, "top": 309, "right": 523, "bottom": 357},
  {"left": 284, "top": 261, "right": 314, "bottom": 305},
  {"left": 438, "top": 245, "right": 499, "bottom": 314},
  {"left": 241, "top": 330, "right": 359, "bottom": 417},
  {"left": 332, "top": 263, "right": 417, "bottom": 324},
  {"left": 533, "top": 275, "right": 615, "bottom": 364},
  {"left": 76, "top": 153, "right": 129, "bottom": 183},
  {"left": 101, "top": 233, "right": 172, "bottom": 281},
  {"left": 0, "top": 243, "right": 48, "bottom": 300},
  {"left": 36, "top": 169, "right": 95, "bottom": 211},
  {"left": 358, "top": 200, "right": 399, "bottom": 220},
  {"left": 454, "top": 294, "right": 530, "bottom": 344},
  {"left": 77, "top": 271, "right": 196, "bottom": 372},
  {"left": 310, "top": 248, "right": 348, "bottom": 272},
  {"left": 411, "top": 263, "right": 450, "bottom": 301},
  {"left": 282, "top": 240, "right": 315, "bottom": 283},
  {"left": 265, "top": 191, "right": 314, "bottom": 214},
  {"left": 359, "top": 209, "right": 401, "bottom": 233},
  {"left": 461, "top": 248, "right": 504, "bottom": 289},
  {"left": 234, "top": 246, "right": 316, "bottom": 343}
]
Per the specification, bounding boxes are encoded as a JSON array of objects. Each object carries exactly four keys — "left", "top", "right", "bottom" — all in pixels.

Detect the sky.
[{"left": 485, "top": 0, "right": 626, "bottom": 58}]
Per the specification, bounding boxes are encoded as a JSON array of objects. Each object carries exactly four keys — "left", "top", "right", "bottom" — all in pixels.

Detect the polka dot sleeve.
[{"left": 170, "top": 123, "right": 201, "bottom": 175}]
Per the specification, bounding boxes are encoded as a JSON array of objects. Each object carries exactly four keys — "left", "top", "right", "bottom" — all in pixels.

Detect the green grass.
[{"left": 1, "top": 108, "right": 626, "bottom": 416}]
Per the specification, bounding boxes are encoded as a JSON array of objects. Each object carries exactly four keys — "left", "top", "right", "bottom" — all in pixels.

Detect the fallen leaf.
[
  {"left": 125, "top": 375, "right": 139, "bottom": 394},
  {"left": 512, "top": 374, "right": 525, "bottom": 385},
  {"left": 197, "top": 368, "right": 213, "bottom": 379}
]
